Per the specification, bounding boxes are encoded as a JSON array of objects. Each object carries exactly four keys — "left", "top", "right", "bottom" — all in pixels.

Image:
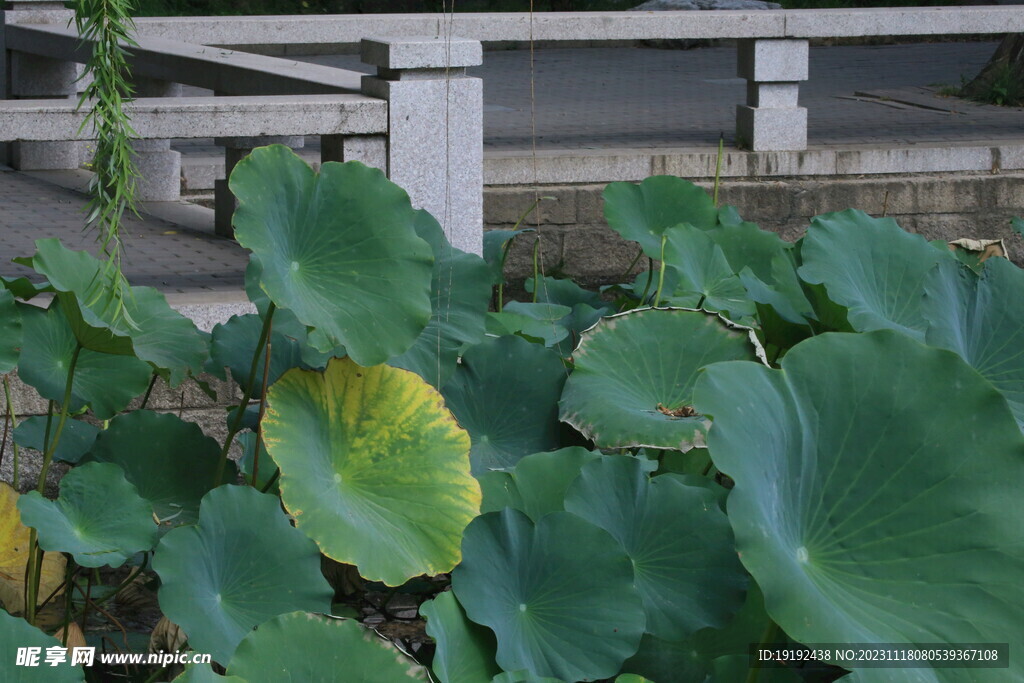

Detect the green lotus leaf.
[
  {"left": 443, "top": 336, "right": 568, "bottom": 475},
  {"left": 230, "top": 145, "right": 433, "bottom": 366},
  {"left": 624, "top": 585, "right": 780, "bottom": 683},
  {"left": 1012, "top": 216, "right": 1024, "bottom": 237},
  {"left": 389, "top": 210, "right": 492, "bottom": 388},
  {"left": 263, "top": 357, "right": 479, "bottom": 586},
  {"left": 242, "top": 256, "right": 328, "bottom": 359},
  {"left": 923, "top": 257, "right": 1024, "bottom": 428},
  {"left": 483, "top": 228, "right": 535, "bottom": 285},
  {"left": 236, "top": 431, "right": 277, "bottom": 493},
  {"left": 83, "top": 411, "right": 235, "bottom": 528},
  {"left": 13, "top": 416, "right": 99, "bottom": 465},
  {"left": 18, "top": 302, "right": 152, "bottom": 420},
  {"left": 797, "top": 210, "right": 951, "bottom": 341},
  {"left": 487, "top": 302, "right": 573, "bottom": 347},
  {"left": 421, "top": 590, "right": 501, "bottom": 683},
  {"left": 153, "top": 486, "right": 333, "bottom": 664},
  {"left": 17, "top": 462, "right": 157, "bottom": 568},
  {"left": 491, "top": 673, "right": 563, "bottom": 683},
  {"left": 603, "top": 176, "right": 718, "bottom": 256},
  {"left": 0, "top": 610, "right": 84, "bottom": 682},
  {"left": 615, "top": 676, "right": 653, "bottom": 683},
  {"left": 209, "top": 314, "right": 310, "bottom": 393},
  {"left": 0, "top": 289, "right": 21, "bottom": 374},
  {"left": 559, "top": 308, "right": 764, "bottom": 451},
  {"left": 707, "top": 656, "right": 802, "bottom": 683},
  {"left": 1, "top": 274, "right": 52, "bottom": 300},
  {"left": 740, "top": 250, "right": 817, "bottom": 328},
  {"left": 24, "top": 239, "right": 208, "bottom": 385},
  {"left": 706, "top": 219, "right": 790, "bottom": 283},
  {"left": 564, "top": 456, "right": 746, "bottom": 640},
  {"left": 227, "top": 612, "right": 429, "bottom": 681},
  {"left": 172, "top": 663, "right": 245, "bottom": 683},
  {"left": 452, "top": 509, "right": 646, "bottom": 682},
  {"left": 527, "top": 275, "right": 614, "bottom": 314},
  {"left": 693, "top": 330, "right": 1024, "bottom": 682},
  {"left": 662, "top": 224, "right": 756, "bottom": 318},
  {"left": 478, "top": 447, "right": 601, "bottom": 521}
]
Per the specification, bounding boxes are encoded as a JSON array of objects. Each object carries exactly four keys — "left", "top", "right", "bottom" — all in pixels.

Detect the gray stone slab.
[
  {"left": 0, "top": 94, "right": 387, "bottom": 141},
  {"left": 737, "top": 39, "right": 808, "bottom": 83},
  {"left": 736, "top": 105, "right": 808, "bottom": 151},
  {"left": 131, "top": 8, "right": 1020, "bottom": 47},
  {"left": 6, "top": 23, "right": 365, "bottom": 95},
  {"left": 361, "top": 36, "right": 482, "bottom": 70}
]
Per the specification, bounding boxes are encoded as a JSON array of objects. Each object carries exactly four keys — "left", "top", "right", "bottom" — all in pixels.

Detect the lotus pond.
[{"left": 1, "top": 146, "right": 1022, "bottom": 682}]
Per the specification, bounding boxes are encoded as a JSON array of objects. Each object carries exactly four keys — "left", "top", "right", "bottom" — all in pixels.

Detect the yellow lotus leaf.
[{"left": 0, "top": 482, "right": 66, "bottom": 614}]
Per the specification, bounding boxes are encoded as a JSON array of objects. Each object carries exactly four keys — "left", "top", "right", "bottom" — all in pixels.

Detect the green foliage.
[
  {"left": 83, "top": 410, "right": 236, "bottom": 527},
  {"left": 564, "top": 456, "right": 746, "bottom": 640},
  {"left": 18, "top": 302, "right": 152, "bottom": 420},
  {"left": 262, "top": 358, "right": 480, "bottom": 586},
  {"left": 6, "top": 143, "right": 1024, "bottom": 681},
  {"left": 421, "top": 590, "right": 502, "bottom": 683},
  {"left": 230, "top": 145, "right": 433, "bottom": 366},
  {"left": 0, "top": 610, "right": 83, "bottom": 681},
  {"left": 227, "top": 612, "right": 430, "bottom": 680},
  {"left": 453, "top": 509, "right": 646, "bottom": 681},
  {"left": 797, "top": 209, "right": 951, "bottom": 340},
  {"left": 75, "top": 0, "right": 141, "bottom": 297},
  {"left": 18, "top": 462, "right": 158, "bottom": 568},
  {"left": 0, "top": 290, "right": 21, "bottom": 374},
  {"left": 442, "top": 335, "right": 567, "bottom": 474},
  {"left": 695, "top": 331, "right": 1024, "bottom": 680},
  {"left": 388, "top": 210, "right": 493, "bottom": 389},
  {"left": 13, "top": 416, "right": 99, "bottom": 465},
  {"left": 153, "top": 486, "right": 333, "bottom": 664},
  {"left": 559, "top": 308, "right": 764, "bottom": 451}
]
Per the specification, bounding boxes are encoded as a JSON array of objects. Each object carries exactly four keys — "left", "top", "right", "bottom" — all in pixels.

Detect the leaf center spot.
[
  {"left": 518, "top": 603, "right": 527, "bottom": 612},
  {"left": 334, "top": 473, "right": 343, "bottom": 485},
  {"left": 796, "top": 546, "right": 809, "bottom": 564},
  {"left": 290, "top": 260, "right": 300, "bottom": 272}
]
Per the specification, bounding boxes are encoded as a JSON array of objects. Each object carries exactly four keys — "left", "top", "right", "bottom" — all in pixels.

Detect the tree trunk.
[{"left": 962, "top": 34, "right": 1024, "bottom": 105}]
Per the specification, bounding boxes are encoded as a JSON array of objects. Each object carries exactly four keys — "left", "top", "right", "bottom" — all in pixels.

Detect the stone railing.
[
  {"left": 2, "top": 3, "right": 1023, "bottom": 253},
  {"left": 0, "top": 0, "right": 483, "bottom": 253},
  {"left": 131, "top": 7, "right": 1024, "bottom": 152}
]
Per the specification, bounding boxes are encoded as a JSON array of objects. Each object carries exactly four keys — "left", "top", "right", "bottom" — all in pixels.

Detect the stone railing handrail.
[
  {"left": 131, "top": 7, "right": 1024, "bottom": 47},
  {"left": 3, "top": 1, "right": 484, "bottom": 254},
  {"left": 0, "top": 94, "right": 387, "bottom": 141},
  {"left": 6, "top": 23, "right": 365, "bottom": 95}
]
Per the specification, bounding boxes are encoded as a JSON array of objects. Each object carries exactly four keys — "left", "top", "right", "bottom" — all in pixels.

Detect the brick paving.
[
  {"left": 2, "top": 40, "right": 1021, "bottom": 294},
  {"left": 0, "top": 170, "right": 245, "bottom": 293}
]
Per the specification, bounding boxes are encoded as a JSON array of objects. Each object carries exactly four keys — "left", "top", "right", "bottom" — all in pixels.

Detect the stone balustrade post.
[
  {"left": 214, "top": 135, "right": 305, "bottom": 237},
  {"left": 736, "top": 39, "right": 809, "bottom": 152},
  {"left": 132, "top": 77, "right": 182, "bottom": 201},
  {"left": 360, "top": 36, "right": 483, "bottom": 256},
  {"left": 3, "top": 0, "right": 85, "bottom": 169}
]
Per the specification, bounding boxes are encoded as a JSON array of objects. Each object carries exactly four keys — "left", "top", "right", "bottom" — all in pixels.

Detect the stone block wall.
[{"left": 489, "top": 171, "right": 1024, "bottom": 286}]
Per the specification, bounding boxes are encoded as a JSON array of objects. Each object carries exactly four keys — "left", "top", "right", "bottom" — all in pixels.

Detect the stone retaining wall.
[{"left": 489, "top": 171, "right": 1024, "bottom": 285}]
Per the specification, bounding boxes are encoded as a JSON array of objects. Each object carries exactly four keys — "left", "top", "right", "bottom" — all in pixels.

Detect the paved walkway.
[{"left": 2, "top": 40, "right": 1021, "bottom": 295}]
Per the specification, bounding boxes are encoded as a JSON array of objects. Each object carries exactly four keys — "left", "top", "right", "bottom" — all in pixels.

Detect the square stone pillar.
[
  {"left": 4, "top": 0, "right": 85, "bottom": 170},
  {"left": 321, "top": 134, "right": 387, "bottom": 171},
  {"left": 735, "top": 39, "right": 809, "bottom": 152},
  {"left": 131, "top": 77, "right": 183, "bottom": 202},
  {"left": 214, "top": 136, "right": 305, "bottom": 238},
  {"left": 360, "top": 36, "right": 484, "bottom": 256}
]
